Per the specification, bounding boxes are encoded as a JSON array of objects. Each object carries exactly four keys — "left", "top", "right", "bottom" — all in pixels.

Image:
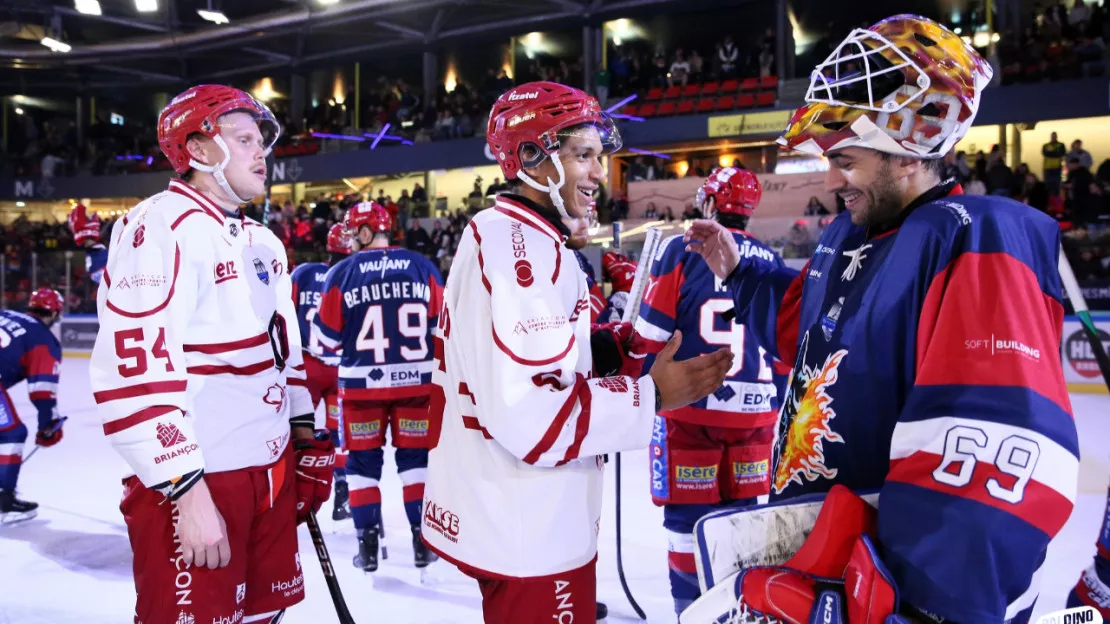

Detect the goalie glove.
[{"left": 727, "top": 533, "right": 901, "bottom": 624}]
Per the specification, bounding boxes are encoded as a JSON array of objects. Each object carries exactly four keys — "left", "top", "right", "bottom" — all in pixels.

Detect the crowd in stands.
[{"left": 998, "top": 1, "right": 1110, "bottom": 83}]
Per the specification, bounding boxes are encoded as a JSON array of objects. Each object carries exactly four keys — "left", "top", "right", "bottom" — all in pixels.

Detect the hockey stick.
[
  {"left": 611, "top": 226, "right": 665, "bottom": 621},
  {"left": 1058, "top": 248, "right": 1110, "bottom": 391},
  {"left": 21, "top": 416, "right": 68, "bottom": 465},
  {"left": 305, "top": 513, "right": 357, "bottom": 624}
]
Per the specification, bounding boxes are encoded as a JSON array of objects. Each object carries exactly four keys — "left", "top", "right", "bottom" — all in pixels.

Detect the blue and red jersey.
[
  {"left": 290, "top": 261, "right": 338, "bottom": 364},
  {"left": 313, "top": 248, "right": 443, "bottom": 401},
  {"left": 635, "top": 231, "right": 788, "bottom": 429},
  {"left": 727, "top": 186, "right": 1078, "bottom": 622},
  {"left": 573, "top": 250, "right": 608, "bottom": 323},
  {"left": 0, "top": 310, "right": 61, "bottom": 429}
]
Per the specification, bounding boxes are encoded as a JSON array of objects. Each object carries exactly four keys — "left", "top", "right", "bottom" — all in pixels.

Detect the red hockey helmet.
[
  {"left": 326, "top": 222, "right": 352, "bottom": 255},
  {"left": 696, "top": 167, "right": 762, "bottom": 218},
  {"left": 29, "top": 288, "right": 63, "bottom": 315},
  {"left": 486, "top": 81, "right": 622, "bottom": 218},
  {"left": 601, "top": 251, "right": 637, "bottom": 294},
  {"left": 345, "top": 201, "right": 392, "bottom": 235},
  {"left": 67, "top": 203, "right": 101, "bottom": 245}
]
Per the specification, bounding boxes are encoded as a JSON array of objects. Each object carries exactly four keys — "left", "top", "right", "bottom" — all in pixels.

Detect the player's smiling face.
[
  {"left": 555, "top": 125, "right": 605, "bottom": 219},
  {"left": 824, "top": 147, "right": 904, "bottom": 228},
  {"left": 217, "top": 111, "right": 268, "bottom": 200}
]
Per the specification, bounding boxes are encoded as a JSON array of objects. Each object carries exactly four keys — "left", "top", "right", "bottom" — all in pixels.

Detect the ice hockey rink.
[{"left": 1, "top": 357, "right": 1108, "bottom": 624}]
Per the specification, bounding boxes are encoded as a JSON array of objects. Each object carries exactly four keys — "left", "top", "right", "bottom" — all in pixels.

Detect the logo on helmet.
[
  {"left": 509, "top": 113, "right": 536, "bottom": 127},
  {"left": 508, "top": 91, "right": 539, "bottom": 102}
]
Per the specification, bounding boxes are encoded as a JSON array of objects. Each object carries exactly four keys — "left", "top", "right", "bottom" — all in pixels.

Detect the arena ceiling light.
[
  {"left": 74, "top": 0, "right": 102, "bottom": 16},
  {"left": 316, "top": 0, "right": 341, "bottom": 5},
  {"left": 134, "top": 0, "right": 158, "bottom": 12},
  {"left": 40, "top": 37, "right": 72, "bottom": 53},
  {"left": 197, "top": 9, "right": 230, "bottom": 24}
]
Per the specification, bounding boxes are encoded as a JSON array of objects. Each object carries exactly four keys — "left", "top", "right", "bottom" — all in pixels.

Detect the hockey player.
[
  {"left": 290, "top": 223, "right": 352, "bottom": 520},
  {"left": 422, "top": 81, "right": 733, "bottom": 623},
  {"left": 312, "top": 201, "right": 443, "bottom": 573},
  {"left": 633, "top": 167, "right": 787, "bottom": 616},
  {"left": 681, "top": 16, "right": 1077, "bottom": 622},
  {"left": 90, "top": 85, "right": 333, "bottom": 624},
  {"left": 0, "top": 288, "right": 65, "bottom": 521},
  {"left": 566, "top": 217, "right": 609, "bottom": 323},
  {"left": 68, "top": 203, "right": 107, "bottom": 285},
  {"left": 1067, "top": 489, "right": 1110, "bottom": 615}
]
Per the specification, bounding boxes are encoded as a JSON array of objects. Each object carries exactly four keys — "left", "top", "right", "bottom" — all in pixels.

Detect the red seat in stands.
[
  {"left": 696, "top": 99, "right": 716, "bottom": 113},
  {"left": 720, "top": 79, "right": 739, "bottom": 93},
  {"left": 658, "top": 101, "right": 677, "bottom": 116},
  {"left": 677, "top": 100, "right": 696, "bottom": 115},
  {"left": 682, "top": 84, "right": 700, "bottom": 98},
  {"left": 716, "top": 96, "right": 735, "bottom": 111},
  {"left": 736, "top": 94, "right": 756, "bottom": 109},
  {"left": 740, "top": 78, "right": 759, "bottom": 92},
  {"left": 760, "top": 75, "right": 779, "bottom": 91},
  {"left": 639, "top": 103, "right": 658, "bottom": 117},
  {"left": 701, "top": 82, "right": 720, "bottom": 96},
  {"left": 646, "top": 88, "right": 664, "bottom": 101},
  {"left": 755, "top": 92, "right": 776, "bottom": 107},
  {"left": 663, "top": 86, "right": 681, "bottom": 99}
]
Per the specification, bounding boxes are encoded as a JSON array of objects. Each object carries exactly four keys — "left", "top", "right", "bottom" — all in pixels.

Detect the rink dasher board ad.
[{"left": 56, "top": 313, "right": 1110, "bottom": 393}]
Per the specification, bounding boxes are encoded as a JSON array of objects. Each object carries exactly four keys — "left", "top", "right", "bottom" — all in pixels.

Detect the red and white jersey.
[
  {"left": 422, "top": 195, "right": 658, "bottom": 578},
  {"left": 90, "top": 180, "right": 314, "bottom": 490}
]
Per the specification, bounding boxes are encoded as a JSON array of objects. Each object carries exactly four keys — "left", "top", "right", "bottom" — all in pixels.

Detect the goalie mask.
[{"left": 778, "top": 14, "right": 992, "bottom": 159}]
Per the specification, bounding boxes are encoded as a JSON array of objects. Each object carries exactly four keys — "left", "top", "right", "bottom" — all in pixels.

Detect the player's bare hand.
[
  {"left": 175, "top": 479, "right": 231, "bottom": 570},
  {"left": 684, "top": 219, "right": 741, "bottom": 279},
  {"left": 649, "top": 330, "right": 733, "bottom": 411}
]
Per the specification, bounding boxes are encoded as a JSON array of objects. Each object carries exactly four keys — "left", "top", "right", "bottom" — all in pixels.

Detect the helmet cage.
[{"left": 805, "top": 28, "right": 931, "bottom": 114}]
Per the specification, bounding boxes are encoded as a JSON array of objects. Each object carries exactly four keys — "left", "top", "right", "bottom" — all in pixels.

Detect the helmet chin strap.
[
  {"left": 516, "top": 153, "right": 570, "bottom": 220},
  {"left": 188, "top": 135, "right": 253, "bottom": 207}
]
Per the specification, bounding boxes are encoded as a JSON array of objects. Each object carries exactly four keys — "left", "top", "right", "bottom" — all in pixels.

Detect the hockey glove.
[
  {"left": 35, "top": 417, "right": 65, "bottom": 447},
  {"left": 590, "top": 321, "right": 648, "bottom": 378},
  {"left": 293, "top": 430, "right": 336, "bottom": 524}
]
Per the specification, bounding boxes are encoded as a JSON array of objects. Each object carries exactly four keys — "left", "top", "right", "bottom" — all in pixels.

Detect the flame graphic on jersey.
[{"left": 772, "top": 347, "right": 847, "bottom": 494}]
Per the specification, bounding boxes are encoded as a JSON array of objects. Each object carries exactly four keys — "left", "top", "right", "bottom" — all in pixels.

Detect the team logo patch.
[
  {"left": 235, "top": 583, "right": 246, "bottom": 604},
  {"left": 821, "top": 296, "right": 845, "bottom": 341},
  {"left": 175, "top": 611, "right": 195, "bottom": 624},
  {"left": 773, "top": 334, "right": 847, "bottom": 495},
  {"left": 156, "top": 422, "right": 187, "bottom": 448},
  {"left": 133, "top": 225, "right": 146, "bottom": 248},
  {"left": 515, "top": 260, "right": 534, "bottom": 287},
  {"left": 263, "top": 384, "right": 286, "bottom": 411},
  {"left": 597, "top": 377, "right": 629, "bottom": 393},
  {"left": 228, "top": 222, "right": 239, "bottom": 237},
  {"left": 253, "top": 257, "right": 269, "bottom": 285}
]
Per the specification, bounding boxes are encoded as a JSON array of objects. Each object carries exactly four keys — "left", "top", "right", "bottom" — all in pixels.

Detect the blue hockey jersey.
[
  {"left": 636, "top": 230, "right": 787, "bottom": 429},
  {"left": 290, "top": 261, "right": 338, "bottom": 364},
  {"left": 0, "top": 310, "right": 61, "bottom": 429},
  {"left": 86, "top": 244, "right": 107, "bottom": 284},
  {"left": 314, "top": 247, "right": 443, "bottom": 401},
  {"left": 728, "top": 186, "right": 1078, "bottom": 623}
]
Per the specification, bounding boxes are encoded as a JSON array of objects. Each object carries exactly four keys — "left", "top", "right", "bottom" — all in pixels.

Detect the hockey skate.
[
  {"left": 596, "top": 601, "right": 608, "bottom": 622},
  {"left": 331, "top": 479, "right": 351, "bottom": 521},
  {"left": 412, "top": 524, "right": 438, "bottom": 569},
  {"left": 0, "top": 489, "right": 38, "bottom": 525},
  {"left": 352, "top": 527, "right": 381, "bottom": 572}
]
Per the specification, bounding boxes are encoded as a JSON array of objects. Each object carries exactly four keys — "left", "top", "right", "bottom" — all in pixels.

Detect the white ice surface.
[{"left": 0, "top": 358, "right": 1107, "bottom": 623}]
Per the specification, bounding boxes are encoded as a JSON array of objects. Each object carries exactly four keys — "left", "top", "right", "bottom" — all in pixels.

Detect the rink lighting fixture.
[
  {"left": 134, "top": 0, "right": 158, "bottom": 12},
  {"left": 197, "top": 9, "right": 230, "bottom": 24},
  {"left": 627, "top": 148, "right": 671, "bottom": 160},
  {"left": 41, "top": 37, "right": 72, "bottom": 53},
  {"left": 15, "top": 202, "right": 25, "bottom": 207},
  {"left": 316, "top": 0, "right": 340, "bottom": 4},
  {"left": 14, "top": 107, "right": 23, "bottom": 115},
  {"left": 75, "top": 0, "right": 102, "bottom": 16}
]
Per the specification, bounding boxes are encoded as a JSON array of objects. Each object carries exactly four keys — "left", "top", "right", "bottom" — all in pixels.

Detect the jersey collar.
[
  {"left": 495, "top": 194, "right": 571, "bottom": 243},
  {"left": 167, "top": 179, "right": 227, "bottom": 226},
  {"left": 868, "top": 177, "right": 962, "bottom": 239}
]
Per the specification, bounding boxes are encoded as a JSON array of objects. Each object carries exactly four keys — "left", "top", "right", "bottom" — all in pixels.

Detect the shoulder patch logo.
[
  {"left": 133, "top": 225, "right": 146, "bottom": 248},
  {"left": 515, "top": 259, "right": 534, "bottom": 287}
]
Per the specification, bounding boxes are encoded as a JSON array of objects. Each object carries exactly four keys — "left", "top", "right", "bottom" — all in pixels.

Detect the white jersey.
[
  {"left": 423, "top": 195, "right": 658, "bottom": 578},
  {"left": 90, "top": 180, "right": 314, "bottom": 490}
]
